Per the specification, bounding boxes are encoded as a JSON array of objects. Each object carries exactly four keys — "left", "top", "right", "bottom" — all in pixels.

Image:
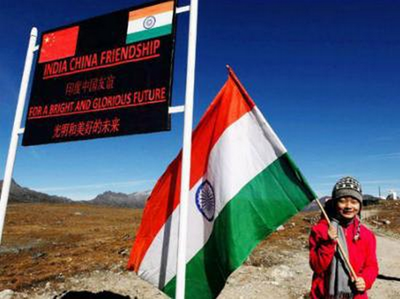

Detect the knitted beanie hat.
[{"left": 332, "top": 176, "right": 363, "bottom": 204}]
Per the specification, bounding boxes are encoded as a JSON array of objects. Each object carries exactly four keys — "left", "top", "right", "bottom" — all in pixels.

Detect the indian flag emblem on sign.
[{"left": 126, "top": 1, "right": 174, "bottom": 44}]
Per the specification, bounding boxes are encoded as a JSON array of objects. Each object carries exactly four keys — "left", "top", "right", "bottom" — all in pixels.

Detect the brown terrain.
[
  {"left": 0, "top": 204, "right": 140, "bottom": 290},
  {"left": 1, "top": 201, "right": 400, "bottom": 298}
]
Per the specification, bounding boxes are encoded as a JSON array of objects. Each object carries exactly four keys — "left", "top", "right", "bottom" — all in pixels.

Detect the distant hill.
[
  {"left": 303, "top": 194, "right": 380, "bottom": 212},
  {"left": 0, "top": 179, "right": 73, "bottom": 204},
  {"left": 86, "top": 190, "right": 150, "bottom": 208},
  {"left": 302, "top": 196, "right": 330, "bottom": 211},
  {"left": 363, "top": 194, "right": 381, "bottom": 206},
  {"left": 0, "top": 179, "right": 150, "bottom": 208}
]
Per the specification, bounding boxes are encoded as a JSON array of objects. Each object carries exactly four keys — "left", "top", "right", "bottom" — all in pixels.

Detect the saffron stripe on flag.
[
  {"left": 128, "top": 78, "right": 255, "bottom": 272},
  {"left": 129, "top": 1, "right": 174, "bottom": 21}
]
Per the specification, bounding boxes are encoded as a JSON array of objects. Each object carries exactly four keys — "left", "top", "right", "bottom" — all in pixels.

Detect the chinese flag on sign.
[{"left": 38, "top": 26, "right": 79, "bottom": 63}]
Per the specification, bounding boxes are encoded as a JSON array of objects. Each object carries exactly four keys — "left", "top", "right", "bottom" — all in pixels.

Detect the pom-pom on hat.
[{"left": 332, "top": 176, "right": 363, "bottom": 204}]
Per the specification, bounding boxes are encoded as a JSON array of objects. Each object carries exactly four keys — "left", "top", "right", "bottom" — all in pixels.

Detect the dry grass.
[
  {"left": 1, "top": 200, "right": 399, "bottom": 291},
  {"left": 0, "top": 203, "right": 140, "bottom": 290},
  {"left": 363, "top": 200, "right": 400, "bottom": 237}
]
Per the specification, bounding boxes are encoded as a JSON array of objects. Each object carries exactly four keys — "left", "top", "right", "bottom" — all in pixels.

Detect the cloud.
[
  {"left": 372, "top": 130, "right": 400, "bottom": 142},
  {"left": 313, "top": 182, "right": 339, "bottom": 187},
  {"left": 35, "top": 179, "right": 155, "bottom": 192},
  {"left": 361, "top": 179, "right": 400, "bottom": 185},
  {"left": 367, "top": 152, "right": 400, "bottom": 160},
  {"left": 26, "top": 148, "right": 45, "bottom": 160},
  {"left": 320, "top": 174, "right": 349, "bottom": 179},
  {"left": 314, "top": 178, "right": 400, "bottom": 188},
  {"left": 313, "top": 189, "right": 331, "bottom": 197}
]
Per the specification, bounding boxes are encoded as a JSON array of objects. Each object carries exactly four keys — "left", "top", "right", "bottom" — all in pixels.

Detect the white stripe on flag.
[
  {"left": 138, "top": 107, "right": 286, "bottom": 287},
  {"left": 127, "top": 11, "right": 173, "bottom": 34}
]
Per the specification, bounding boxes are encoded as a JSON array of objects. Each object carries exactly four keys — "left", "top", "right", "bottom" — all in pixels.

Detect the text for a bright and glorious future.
[{"left": 27, "top": 87, "right": 167, "bottom": 120}]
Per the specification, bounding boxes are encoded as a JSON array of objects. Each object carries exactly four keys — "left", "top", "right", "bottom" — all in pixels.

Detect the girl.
[{"left": 309, "top": 177, "right": 378, "bottom": 298}]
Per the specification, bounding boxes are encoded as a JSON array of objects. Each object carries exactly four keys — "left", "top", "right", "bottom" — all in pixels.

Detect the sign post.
[
  {"left": 0, "top": 28, "right": 38, "bottom": 244},
  {"left": 176, "top": 0, "right": 198, "bottom": 298}
]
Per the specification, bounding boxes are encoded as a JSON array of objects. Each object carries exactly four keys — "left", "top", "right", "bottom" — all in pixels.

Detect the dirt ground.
[
  {"left": 1, "top": 201, "right": 400, "bottom": 298},
  {"left": 0, "top": 203, "right": 139, "bottom": 291}
]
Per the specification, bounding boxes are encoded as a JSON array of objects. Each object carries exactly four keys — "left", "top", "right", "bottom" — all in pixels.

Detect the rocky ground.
[{"left": 0, "top": 201, "right": 399, "bottom": 298}]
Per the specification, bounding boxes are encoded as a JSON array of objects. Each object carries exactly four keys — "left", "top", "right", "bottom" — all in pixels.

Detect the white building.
[{"left": 386, "top": 190, "right": 398, "bottom": 200}]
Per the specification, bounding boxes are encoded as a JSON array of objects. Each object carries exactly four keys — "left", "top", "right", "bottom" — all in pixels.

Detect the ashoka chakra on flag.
[{"left": 195, "top": 180, "right": 216, "bottom": 222}]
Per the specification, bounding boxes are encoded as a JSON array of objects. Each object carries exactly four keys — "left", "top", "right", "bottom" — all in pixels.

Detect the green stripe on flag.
[
  {"left": 126, "top": 24, "right": 172, "bottom": 44},
  {"left": 163, "top": 153, "right": 316, "bottom": 298}
]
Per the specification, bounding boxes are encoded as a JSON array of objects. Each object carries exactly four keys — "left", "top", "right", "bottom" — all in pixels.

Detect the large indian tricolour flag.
[{"left": 127, "top": 68, "right": 316, "bottom": 298}]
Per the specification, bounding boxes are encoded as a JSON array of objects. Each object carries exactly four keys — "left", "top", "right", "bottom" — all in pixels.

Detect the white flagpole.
[
  {"left": 176, "top": 0, "right": 199, "bottom": 297},
  {"left": 0, "top": 27, "right": 38, "bottom": 244}
]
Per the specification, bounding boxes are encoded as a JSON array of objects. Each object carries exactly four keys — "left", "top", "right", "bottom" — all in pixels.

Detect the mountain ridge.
[
  {"left": 0, "top": 179, "right": 73, "bottom": 204},
  {"left": 0, "top": 179, "right": 149, "bottom": 208},
  {"left": 86, "top": 190, "right": 150, "bottom": 208}
]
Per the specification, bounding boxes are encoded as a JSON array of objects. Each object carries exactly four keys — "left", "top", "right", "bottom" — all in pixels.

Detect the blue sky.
[{"left": 1, "top": 0, "right": 399, "bottom": 200}]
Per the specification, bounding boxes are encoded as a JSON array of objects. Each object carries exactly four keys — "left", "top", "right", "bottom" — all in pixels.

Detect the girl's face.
[{"left": 336, "top": 196, "right": 360, "bottom": 220}]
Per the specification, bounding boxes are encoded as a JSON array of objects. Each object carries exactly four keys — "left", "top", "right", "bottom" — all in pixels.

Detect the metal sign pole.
[
  {"left": 0, "top": 27, "right": 38, "bottom": 244},
  {"left": 175, "top": 0, "right": 199, "bottom": 297}
]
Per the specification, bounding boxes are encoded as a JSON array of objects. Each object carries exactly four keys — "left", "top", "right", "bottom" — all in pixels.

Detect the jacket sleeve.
[
  {"left": 359, "top": 232, "right": 379, "bottom": 290},
  {"left": 309, "top": 224, "right": 337, "bottom": 274}
]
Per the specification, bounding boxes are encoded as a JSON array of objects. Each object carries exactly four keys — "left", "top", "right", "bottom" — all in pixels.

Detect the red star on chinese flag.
[{"left": 38, "top": 26, "right": 79, "bottom": 63}]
